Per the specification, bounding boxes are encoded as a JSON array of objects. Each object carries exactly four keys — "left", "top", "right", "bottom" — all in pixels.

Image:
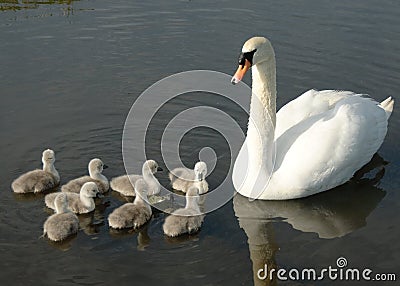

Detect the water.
[{"left": 1, "top": 0, "right": 399, "bottom": 285}]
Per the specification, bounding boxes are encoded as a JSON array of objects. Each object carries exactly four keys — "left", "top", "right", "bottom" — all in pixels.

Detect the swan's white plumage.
[{"left": 232, "top": 37, "right": 394, "bottom": 200}]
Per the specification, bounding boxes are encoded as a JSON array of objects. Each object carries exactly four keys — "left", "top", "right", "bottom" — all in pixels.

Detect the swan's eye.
[{"left": 238, "top": 49, "right": 257, "bottom": 67}]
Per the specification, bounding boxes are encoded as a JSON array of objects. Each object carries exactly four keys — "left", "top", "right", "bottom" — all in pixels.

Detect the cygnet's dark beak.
[
  {"left": 96, "top": 192, "right": 104, "bottom": 198},
  {"left": 103, "top": 164, "right": 109, "bottom": 169},
  {"left": 157, "top": 166, "right": 163, "bottom": 172}
]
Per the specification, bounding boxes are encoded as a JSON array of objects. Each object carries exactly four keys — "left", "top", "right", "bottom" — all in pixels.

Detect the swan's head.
[
  {"left": 134, "top": 178, "right": 149, "bottom": 198},
  {"left": 231, "top": 36, "right": 274, "bottom": 84},
  {"left": 88, "top": 158, "right": 108, "bottom": 175},
  {"left": 54, "top": 193, "right": 69, "bottom": 214},
  {"left": 194, "top": 161, "right": 207, "bottom": 181},
  {"left": 42, "top": 149, "right": 56, "bottom": 165},
  {"left": 143, "top": 160, "right": 163, "bottom": 175},
  {"left": 81, "top": 182, "right": 100, "bottom": 198}
]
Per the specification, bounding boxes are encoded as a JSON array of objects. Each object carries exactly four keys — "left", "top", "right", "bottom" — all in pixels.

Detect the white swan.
[
  {"left": 163, "top": 186, "right": 204, "bottom": 237},
  {"left": 45, "top": 182, "right": 100, "bottom": 214},
  {"left": 12, "top": 149, "right": 60, "bottom": 193},
  {"left": 108, "top": 179, "right": 152, "bottom": 229},
  {"left": 43, "top": 193, "right": 79, "bottom": 242},
  {"left": 110, "top": 160, "right": 162, "bottom": 197},
  {"left": 169, "top": 161, "right": 208, "bottom": 194},
  {"left": 231, "top": 36, "right": 394, "bottom": 200},
  {"left": 61, "top": 158, "right": 109, "bottom": 194}
]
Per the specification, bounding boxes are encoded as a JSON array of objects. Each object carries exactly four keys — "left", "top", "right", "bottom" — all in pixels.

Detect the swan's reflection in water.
[{"left": 233, "top": 154, "right": 386, "bottom": 285}]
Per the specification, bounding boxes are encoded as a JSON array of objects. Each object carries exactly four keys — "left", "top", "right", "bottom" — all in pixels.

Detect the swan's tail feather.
[{"left": 379, "top": 96, "right": 394, "bottom": 119}]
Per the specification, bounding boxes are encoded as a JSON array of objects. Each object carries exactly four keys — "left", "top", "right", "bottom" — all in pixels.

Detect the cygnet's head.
[
  {"left": 194, "top": 161, "right": 207, "bottom": 181},
  {"left": 80, "top": 182, "right": 100, "bottom": 198},
  {"left": 54, "top": 192, "right": 69, "bottom": 214},
  {"left": 88, "top": 158, "right": 108, "bottom": 175},
  {"left": 42, "top": 149, "right": 56, "bottom": 165},
  {"left": 143, "top": 160, "right": 163, "bottom": 174},
  {"left": 134, "top": 179, "right": 148, "bottom": 198},
  {"left": 231, "top": 36, "right": 275, "bottom": 84}
]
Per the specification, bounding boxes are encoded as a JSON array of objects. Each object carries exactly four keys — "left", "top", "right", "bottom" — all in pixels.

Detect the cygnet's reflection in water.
[
  {"left": 109, "top": 224, "right": 151, "bottom": 251},
  {"left": 233, "top": 154, "right": 386, "bottom": 286}
]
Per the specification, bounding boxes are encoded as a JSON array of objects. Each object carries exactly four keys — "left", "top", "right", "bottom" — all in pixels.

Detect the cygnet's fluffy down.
[
  {"left": 43, "top": 193, "right": 79, "bottom": 242},
  {"left": 45, "top": 182, "right": 100, "bottom": 214},
  {"left": 12, "top": 149, "right": 60, "bottom": 193},
  {"left": 61, "top": 158, "right": 109, "bottom": 194},
  {"left": 110, "top": 160, "right": 162, "bottom": 197},
  {"left": 108, "top": 179, "right": 152, "bottom": 229},
  {"left": 169, "top": 161, "right": 208, "bottom": 194},
  {"left": 163, "top": 187, "right": 204, "bottom": 237}
]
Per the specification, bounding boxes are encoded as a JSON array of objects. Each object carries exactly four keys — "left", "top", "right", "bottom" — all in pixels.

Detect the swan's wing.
[
  {"left": 45, "top": 192, "right": 58, "bottom": 210},
  {"left": 275, "top": 89, "right": 358, "bottom": 138},
  {"left": 66, "top": 192, "right": 88, "bottom": 214},
  {"left": 169, "top": 168, "right": 195, "bottom": 191},
  {"left": 270, "top": 95, "right": 388, "bottom": 199},
  {"left": 12, "top": 169, "right": 56, "bottom": 193},
  {"left": 110, "top": 175, "right": 140, "bottom": 196},
  {"left": 61, "top": 176, "right": 92, "bottom": 193}
]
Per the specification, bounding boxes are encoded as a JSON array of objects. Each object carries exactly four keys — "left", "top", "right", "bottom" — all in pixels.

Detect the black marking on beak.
[
  {"left": 238, "top": 49, "right": 257, "bottom": 67},
  {"left": 103, "top": 164, "right": 109, "bottom": 169},
  {"left": 157, "top": 166, "right": 163, "bottom": 172}
]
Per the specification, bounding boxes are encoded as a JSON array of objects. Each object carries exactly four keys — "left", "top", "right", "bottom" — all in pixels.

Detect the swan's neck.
[
  {"left": 185, "top": 196, "right": 200, "bottom": 212},
  {"left": 89, "top": 169, "right": 107, "bottom": 182},
  {"left": 134, "top": 193, "right": 151, "bottom": 213},
  {"left": 193, "top": 180, "right": 205, "bottom": 193},
  {"left": 143, "top": 168, "right": 160, "bottom": 189},
  {"left": 43, "top": 162, "right": 60, "bottom": 182},
  {"left": 55, "top": 203, "right": 67, "bottom": 214},
  {"left": 134, "top": 192, "right": 146, "bottom": 205},
  {"left": 80, "top": 194, "right": 94, "bottom": 209},
  {"left": 251, "top": 59, "right": 276, "bottom": 125},
  {"left": 247, "top": 58, "right": 276, "bottom": 180}
]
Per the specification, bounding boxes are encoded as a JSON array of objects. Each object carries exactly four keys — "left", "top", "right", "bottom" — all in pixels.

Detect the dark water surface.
[{"left": 1, "top": 0, "right": 399, "bottom": 285}]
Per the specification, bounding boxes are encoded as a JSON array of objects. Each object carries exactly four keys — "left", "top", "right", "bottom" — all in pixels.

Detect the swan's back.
[
  {"left": 43, "top": 212, "right": 79, "bottom": 241},
  {"left": 276, "top": 90, "right": 393, "bottom": 138},
  {"left": 43, "top": 193, "right": 79, "bottom": 241},
  {"left": 61, "top": 176, "right": 109, "bottom": 194},
  {"left": 108, "top": 203, "right": 151, "bottom": 229},
  {"left": 108, "top": 178, "right": 152, "bottom": 229},
  {"left": 12, "top": 169, "right": 58, "bottom": 193},
  {"left": 169, "top": 167, "right": 209, "bottom": 194},
  {"left": 267, "top": 92, "right": 392, "bottom": 199},
  {"left": 163, "top": 186, "right": 204, "bottom": 237},
  {"left": 110, "top": 174, "right": 141, "bottom": 196},
  {"left": 45, "top": 191, "right": 95, "bottom": 214},
  {"left": 163, "top": 209, "right": 204, "bottom": 237}
]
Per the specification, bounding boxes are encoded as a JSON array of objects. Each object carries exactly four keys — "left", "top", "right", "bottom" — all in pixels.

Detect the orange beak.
[{"left": 231, "top": 59, "right": 251, "bottom": 85}]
